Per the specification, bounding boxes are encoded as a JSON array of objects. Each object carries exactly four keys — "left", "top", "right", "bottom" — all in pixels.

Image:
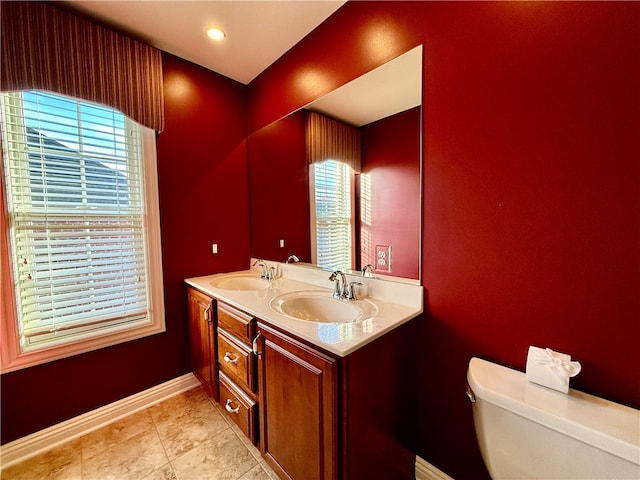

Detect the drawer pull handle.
[
  {"left": 223, "top": 352, "right": 239, "bottom": 364},
  {"left": 225, "top": 399, "right": 240, "bottom": 414}
]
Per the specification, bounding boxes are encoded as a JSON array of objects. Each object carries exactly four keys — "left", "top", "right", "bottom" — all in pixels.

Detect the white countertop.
[{"left": 185, "top": 263, "right": 423, "bottom": 357}]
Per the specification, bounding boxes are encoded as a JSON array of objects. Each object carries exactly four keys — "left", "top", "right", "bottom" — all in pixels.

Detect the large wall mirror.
[{"left": 248, "top": 45, "right": 422, "bottom": 282}]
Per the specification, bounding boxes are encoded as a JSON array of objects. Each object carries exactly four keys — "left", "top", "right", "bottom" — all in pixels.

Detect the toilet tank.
[{"left": 467, "top": 357, "right": 640, "bottom": 480}]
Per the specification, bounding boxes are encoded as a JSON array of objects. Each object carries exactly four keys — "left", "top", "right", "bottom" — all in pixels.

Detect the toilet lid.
[{"left": 467, "top": 357, "right": 640, "bottom": 465}]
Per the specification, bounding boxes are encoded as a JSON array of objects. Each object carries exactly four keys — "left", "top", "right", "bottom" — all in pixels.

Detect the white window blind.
[
  {"left": 1, "top": 91, "right": 153, "bottom": 351},
  {"left": 312, "top": 159, "right": 352, "bottom": 271}
]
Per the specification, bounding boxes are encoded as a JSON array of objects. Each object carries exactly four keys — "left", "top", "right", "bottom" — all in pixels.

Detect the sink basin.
[
  {"left": 209, "top": 274, "right": 270, "bottom": 291},
  {"left": 270, "top": 290, "right": 378, "bottom": 323}
]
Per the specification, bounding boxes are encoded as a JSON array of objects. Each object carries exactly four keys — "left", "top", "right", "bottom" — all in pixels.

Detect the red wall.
[
  {"left": 0, "top": 52, "right": 250, "bottom": 444},
  {"left": 2, "top": 5, "right": 638, "bottom": 479},
  {"left": 248, "top": 110, "right": 311, "bottom": 263},
  {"left": 360, "top": 107, "right": 421, "bottom": 279},
  {"left": 249, "top": 2, "right": 640, "bottom": 478}
]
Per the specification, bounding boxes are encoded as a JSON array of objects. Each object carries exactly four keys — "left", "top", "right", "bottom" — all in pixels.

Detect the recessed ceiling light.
[{"left": 206, "top": 27, "right": 225, "bottom": 41}]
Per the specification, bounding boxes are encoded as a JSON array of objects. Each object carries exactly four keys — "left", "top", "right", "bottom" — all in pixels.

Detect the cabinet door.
[
  {"left": 187, "top": 287, "right": 218, "bottom": 399},
  {"left": 257, "top": 323, "right": 337, "bottom": 480}
]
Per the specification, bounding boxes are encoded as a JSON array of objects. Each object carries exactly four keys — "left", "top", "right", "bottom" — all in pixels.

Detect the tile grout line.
[
  {"left": 207, "top": 393, "right": 274, "bottom": 480},
  {"left": 209, "top": 397, "right": 261, "bottom": 480},
  {"left": 147, "top": 404, "right": 177, "bottom": 480}
]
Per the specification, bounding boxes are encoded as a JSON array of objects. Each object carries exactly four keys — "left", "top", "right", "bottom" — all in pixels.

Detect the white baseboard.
[
  {"left": 416, "top": 455, "right": 455, "bottom": 480},
  {"left": 0, "top": 373, "right": 200, "bottom": 469}
]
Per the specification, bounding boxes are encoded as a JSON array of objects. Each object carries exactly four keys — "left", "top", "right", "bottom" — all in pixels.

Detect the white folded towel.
[{"left": 525, "top": 346, "right": 582, "bottom": 393}]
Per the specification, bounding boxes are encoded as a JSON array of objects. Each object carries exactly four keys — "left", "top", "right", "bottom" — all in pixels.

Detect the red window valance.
[
  {"left": 306, "top": 111, "right": 361, "bottom": 173},
  {"left": 1, "top": 1, "right": 164, "bottom": 132}
]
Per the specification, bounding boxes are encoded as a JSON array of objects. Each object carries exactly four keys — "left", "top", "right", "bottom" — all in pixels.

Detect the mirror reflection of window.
[
  {"left": 310, "top": 160, "right": 354, "bottom": 272},
  {"left": 359, "top": 172, "right": 372, "bottom": 270}
]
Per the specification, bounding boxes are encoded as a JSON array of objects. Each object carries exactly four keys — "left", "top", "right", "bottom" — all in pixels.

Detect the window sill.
[{"left": 0, "top": 316, "right": 165, "bottom": 373}]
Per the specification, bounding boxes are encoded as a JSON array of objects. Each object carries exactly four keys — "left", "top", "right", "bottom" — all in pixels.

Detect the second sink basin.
[
  {"left": 270, "top": 290, "right": 378, "bottom": 323},
  {"left": 209, "top": 274, "right": 270, "bottom": 291}
]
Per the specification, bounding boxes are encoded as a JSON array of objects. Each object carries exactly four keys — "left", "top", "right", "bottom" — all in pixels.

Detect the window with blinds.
[
  {"left": 0, "top": 90, "right": 163, "bottom": 356},
  {"left": 311, "top": 159, "right": 353, "bottom": 271}
]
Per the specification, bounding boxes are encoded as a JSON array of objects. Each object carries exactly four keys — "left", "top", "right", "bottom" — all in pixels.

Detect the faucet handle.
[
  {"left": 266, "top": 266, "right": 276, "bottom": 281},
  {"left": 345, "top": 281, "right": 363, "bottom": 300}
]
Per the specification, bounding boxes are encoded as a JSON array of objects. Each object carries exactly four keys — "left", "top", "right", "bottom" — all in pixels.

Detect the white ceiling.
[
  {"left": 62, "top": 1, "right": 421, "bottom": 126},
  {"left": 308, "top": 46, "right": 422, "bottom": 127},
  {"left": 63, "top": 1, "right": 346, "bottom": 85}
]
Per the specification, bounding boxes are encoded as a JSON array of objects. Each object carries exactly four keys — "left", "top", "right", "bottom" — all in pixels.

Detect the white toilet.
[{"left": 467, "top": 357, "right": 640, "bottom": 479}]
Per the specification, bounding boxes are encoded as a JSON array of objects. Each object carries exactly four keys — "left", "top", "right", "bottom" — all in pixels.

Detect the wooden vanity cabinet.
[
  {"left": 216, "top": 302, "right": 259, "bottom": 444},
  {"left": 256, "top": 322, "right": 338, "bottom": 480},
  {"left": 187, "top": 287, "right": 218, "bottom": 399},
  {"left": 255, "top": 318, "right": 419, "bottom": 480},
  {"left": 187, "top": 286, "right": 419, "bottom": 479}
]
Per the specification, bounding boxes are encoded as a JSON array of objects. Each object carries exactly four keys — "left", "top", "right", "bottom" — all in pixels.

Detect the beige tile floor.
[{"left": 1, "top": 387, "right": 279, "bottom": 480}]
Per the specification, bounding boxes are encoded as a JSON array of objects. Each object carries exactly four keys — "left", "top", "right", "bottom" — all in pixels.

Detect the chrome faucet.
[
  {"left": 253, "top": 259, "right": 271, "bottom": 279},
  {"left": 267, "top": 266, "right": 276, "bottom": 280},
  {"left": 329, "top": 271, "right": 361, "bottom": 300},
  {"left": 329, "top": 270, "right": 346, "bottom": 299},
  {"left": 286, "top": 254, "right": 300, "bottom": 264},
  {"left": 361, "top": 264, "right": 375, "bottom": 277}
]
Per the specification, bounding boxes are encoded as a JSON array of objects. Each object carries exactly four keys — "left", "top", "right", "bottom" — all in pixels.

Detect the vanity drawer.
[
  {"left": 219, "top": 371, "right": 258, "bottom": 444},
  {"left": 218, "top": 303, "right": 255, "bottom": 345},
  {"left": 218, "top": 329, "right": 255, "bottom": 393}
]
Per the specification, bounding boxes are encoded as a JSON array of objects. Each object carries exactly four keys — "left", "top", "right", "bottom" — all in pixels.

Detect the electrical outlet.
[
  {"left": 211, "top": 243, "right": 218, "bottom": 254},
  {"left": 375, "top": 245, "right": 391, "bottom": 272},
  {"left": 279, "top": 239, "right": 285, "bottom": 248}
]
